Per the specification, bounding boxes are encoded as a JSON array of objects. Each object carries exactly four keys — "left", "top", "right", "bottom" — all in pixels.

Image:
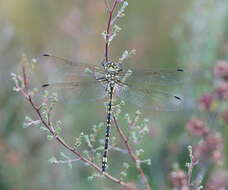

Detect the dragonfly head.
[{"left": 102, "top": 61, "right": 123, "bottom": 73}]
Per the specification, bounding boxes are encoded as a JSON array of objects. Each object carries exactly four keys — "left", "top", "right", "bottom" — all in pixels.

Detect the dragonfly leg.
[
  {"left": 95, "top": 76, "right": 106, "bottom": 81},
  {"left": 116, "top": 80, "right": 128, "bottom": 87}
]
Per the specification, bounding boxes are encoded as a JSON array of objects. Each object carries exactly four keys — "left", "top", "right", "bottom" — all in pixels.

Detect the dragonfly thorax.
[
  {"left": 103, "top": 61, "right": 122, "bottom": 73},
  {"left": 105, "top": 73, "right": 119, "bottom": 83}
]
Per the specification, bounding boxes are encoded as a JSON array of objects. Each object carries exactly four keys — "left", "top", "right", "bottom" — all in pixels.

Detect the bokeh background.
[{"left": 0, "top": 0, "right": 228, "bottom": 189}]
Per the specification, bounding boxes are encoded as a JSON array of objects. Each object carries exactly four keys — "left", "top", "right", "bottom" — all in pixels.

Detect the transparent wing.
[
  {"left": 40, "top": 53, "right": 103, "bottom": 69},
  {"left": 116, "top": 68, "right": 184, "bottom": 111},
  {"left": 116, "top": 85, "right": 183, "bottom": 111},
  {"left": 39, "top": 54, "right": 107, "bottom": 102},
  {"left": 38, "top": 53, "right": 104, "bottom": 77},
  {"left": 42, "top": 81, "right": 108, "bottom": 102},
  {"left": 119, "top": 68, "right": 184, "bottom": 86}
]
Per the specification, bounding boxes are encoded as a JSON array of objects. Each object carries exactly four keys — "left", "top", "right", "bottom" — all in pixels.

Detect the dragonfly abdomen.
[{"left": 102, "top": 85, "right": 114, "bottom": 172}]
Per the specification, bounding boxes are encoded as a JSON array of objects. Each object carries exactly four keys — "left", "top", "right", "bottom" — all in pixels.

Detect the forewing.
[
  {"left": 39, "top": 54, "right": 108, "bottom": 102},
  {"left": 38, "top": 54, "right": 104, "bottom": 80},
  {"left": 39, "top": 54, "right": 101, "bottom": 70}
]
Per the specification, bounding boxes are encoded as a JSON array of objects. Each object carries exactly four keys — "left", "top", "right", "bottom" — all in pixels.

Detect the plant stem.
[
  {"left": 113, "top": 116, "right": 151, "bottom": 190},
  {"left": 105, "top": 0, "right": 118, "bottom": 62}
]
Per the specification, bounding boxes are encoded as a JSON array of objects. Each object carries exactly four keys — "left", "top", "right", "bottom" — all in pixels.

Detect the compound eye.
[
  {"left": 103, "top": 62, "right": 106, "bottom": 66},
  {"left": 102, "top": 61, "right": 109, "bottom": 67}
]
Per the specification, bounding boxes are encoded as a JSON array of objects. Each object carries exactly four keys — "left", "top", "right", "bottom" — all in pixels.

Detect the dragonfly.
[{"left": 41, "top": 53, "right": 184, "bottom": 172}]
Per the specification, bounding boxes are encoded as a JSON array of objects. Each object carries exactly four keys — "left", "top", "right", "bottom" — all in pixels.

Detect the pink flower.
[
  {"left": 214, "top": 82, "right": 228, "bottom": 101},
  {"left": 214, "top": 60, "right": 228, "bottom": 80},
  {"left": 205, "top": 170, "right": 228, "bottom": 190},
  {"left": 186, "top": 118, "right": 209, "bottom": 137},
  {"left": 170, "top": 170, "right": 189, "bottom": 190},
  {"left": 194, "top": 134, "right": 224, "bottom": 165},
  {"left": 205, "top": 134, "right": 223, "bottom": 150},
  {"left": 198, "top": 93, "right": 214, "bottom": 111},
  {"left": 211, "top": 150, "right": 224, "bottom": 166}
]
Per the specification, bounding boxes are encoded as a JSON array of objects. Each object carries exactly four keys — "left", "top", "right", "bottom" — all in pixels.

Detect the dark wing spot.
[
  {"left": 42, "top": 84, "right": 49, "bottom": 87},
  {"left": 174, "top": 96, "right": 182, "bottom": 100}
]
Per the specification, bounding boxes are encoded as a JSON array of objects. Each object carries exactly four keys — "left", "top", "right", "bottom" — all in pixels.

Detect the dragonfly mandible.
[{"left": 41, "top": 53, "right": 184, "bottom": 172}]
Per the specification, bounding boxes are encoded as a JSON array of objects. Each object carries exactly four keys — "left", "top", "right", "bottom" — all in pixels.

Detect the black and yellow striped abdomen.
[{"left": 102, "top": 85, "right": 114, "bottom": 172}]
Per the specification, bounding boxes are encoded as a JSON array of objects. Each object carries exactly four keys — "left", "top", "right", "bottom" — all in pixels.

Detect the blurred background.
[{"left": 0, "top": 0, "right": 228, "bottom": 189}]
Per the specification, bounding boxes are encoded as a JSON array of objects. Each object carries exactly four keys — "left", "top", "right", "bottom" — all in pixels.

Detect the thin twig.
[
  {"left": 52, "top": 158, "right": 80, "bottom": 164},
  {"left": 110, "top": 145, "right": 128, "bottom": 154},
  {"left": 22, "top": 64, "right": 28, "bottom": 89},
  {"left": 104, "top": 0, "right": 119, "bottom": 62},
  {"left": 187, "top": 146, "right": 194, "bottom": 186},
  {"left": 113, "top": 116, "right": 151, "bottom": 190}
]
